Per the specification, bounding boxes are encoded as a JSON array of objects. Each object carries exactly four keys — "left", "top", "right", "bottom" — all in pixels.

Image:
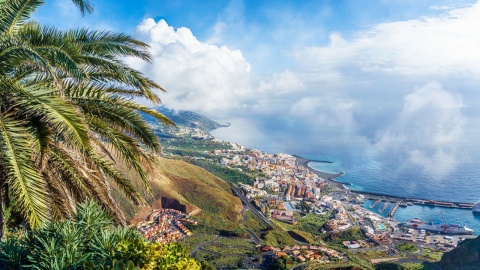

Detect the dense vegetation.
[
  {"left": 0, "top": 201, "right": 200, "bottom": 269},
  {"left": 187, "top": 158, "right": 255, "bottom": 185},
  {"left": 0, "top": 0, "right": 172, "bottom": 233},
  {"left": 321, "top": 226, "right": 366, "bottom": 244}
]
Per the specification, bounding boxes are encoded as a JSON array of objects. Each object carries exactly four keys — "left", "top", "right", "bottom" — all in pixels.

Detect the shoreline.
[{"left": 294, "top": 155, "right": 346, "bottom": 190}]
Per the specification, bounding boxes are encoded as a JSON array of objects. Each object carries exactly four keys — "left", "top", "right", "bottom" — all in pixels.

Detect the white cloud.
[
  {"left": 294, "top": 3, "right": 480, "bottom": 77},
  {"left": 129, "top": 19, "right": 252, "bottom": 114},
  {"left": 257, "top": 71, "right": 305, "bottom": 96},
  {"left": 374, "top": 82, "right": 466, "bottom": 179}
]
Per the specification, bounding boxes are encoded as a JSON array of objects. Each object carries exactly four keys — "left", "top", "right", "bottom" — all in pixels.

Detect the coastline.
[{"left": 294, "top": 155, "right": 346, "bottom": 190}]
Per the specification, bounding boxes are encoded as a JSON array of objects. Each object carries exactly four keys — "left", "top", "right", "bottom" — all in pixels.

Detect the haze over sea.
[{"left": 212, "top": 123, "right": 480, "bottom": 235}]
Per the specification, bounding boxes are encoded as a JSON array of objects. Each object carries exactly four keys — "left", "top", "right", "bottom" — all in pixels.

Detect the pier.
[
  {"left": 388, "top": 201, "right": 402, "bottom": 217},
  {"left": 379, "top": 202, "right": 390, "bottom": 213},
  {"left": 369, "top": 199, "right": 381, "bottom": 209},
  {"left": 350, "top": 190, "right": 475, "bottom": 210}
]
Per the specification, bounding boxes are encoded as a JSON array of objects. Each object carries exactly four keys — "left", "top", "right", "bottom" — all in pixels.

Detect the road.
[
  {"left": 239, "top": 206, "right": 248, "bottom": 224},
  {"left": 190, "top": 235, "right": 221, "bottom": 257},
  {"left": 229, "top": 183, "right": 274, "bottom": 228}
]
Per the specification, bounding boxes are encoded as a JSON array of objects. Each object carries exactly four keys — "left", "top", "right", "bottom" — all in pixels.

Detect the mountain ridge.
[{"left": 145, "top": 106, "right": 230, "bottom": 132}]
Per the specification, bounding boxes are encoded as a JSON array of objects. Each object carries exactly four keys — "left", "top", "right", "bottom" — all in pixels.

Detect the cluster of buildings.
[
  {"left": 135, "top": 209, "right": 196, "bottom": 244},
  {"left": 272, "top": 244, "right": 344, "bottom": 263},
  {"left": 214, "top": 149, "right": 324, "bottom": 197},
  {"left": 342, "top": 240, "right": 370, "bottom": 249}
]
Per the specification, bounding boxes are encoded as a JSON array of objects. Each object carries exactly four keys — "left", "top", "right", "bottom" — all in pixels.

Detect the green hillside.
[{"left": 112, "top": 157, "right": 242, "bottom": 224}]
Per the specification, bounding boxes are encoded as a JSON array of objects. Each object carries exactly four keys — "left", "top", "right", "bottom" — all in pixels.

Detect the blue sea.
[{"left": 211, "top": 123, "right": 480, "bottom": 235}]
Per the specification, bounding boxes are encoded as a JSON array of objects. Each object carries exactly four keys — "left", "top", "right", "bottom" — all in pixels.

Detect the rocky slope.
[{"left": 439, "top": 235, "right": 480, "bottom": 270}]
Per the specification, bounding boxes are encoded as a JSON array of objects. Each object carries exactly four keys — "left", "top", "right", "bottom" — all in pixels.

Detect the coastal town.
[{"left": 148, "top": 118, "right": 478, "bottom": 269}]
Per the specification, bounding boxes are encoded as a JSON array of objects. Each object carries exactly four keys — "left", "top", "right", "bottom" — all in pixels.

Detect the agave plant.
[{"left": 0, "top": 0, "right": 173, "bottom": 233}]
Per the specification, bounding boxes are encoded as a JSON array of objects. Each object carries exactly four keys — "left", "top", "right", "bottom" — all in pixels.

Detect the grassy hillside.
[{"left": 112, "top": 157, "right": 242, "bottom": 224}]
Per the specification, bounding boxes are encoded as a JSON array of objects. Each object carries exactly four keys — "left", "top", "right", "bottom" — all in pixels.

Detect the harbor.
[{"left": 300, "top": 156, "right": 480, "bottom": 234}]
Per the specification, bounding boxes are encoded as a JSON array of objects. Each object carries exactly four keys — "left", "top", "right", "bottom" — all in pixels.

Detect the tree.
[{"left": 0, "top": 0, "right": 172, "bottom": 234}]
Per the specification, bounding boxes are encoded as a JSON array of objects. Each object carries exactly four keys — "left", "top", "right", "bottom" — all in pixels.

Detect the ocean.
[{"left": 211, "top": 123, "right": 480, "bottom": 235}]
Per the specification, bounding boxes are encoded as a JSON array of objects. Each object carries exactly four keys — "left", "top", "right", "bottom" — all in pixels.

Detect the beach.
[{"left": 294, "top": 155, "right": 346, "bottom": 190}]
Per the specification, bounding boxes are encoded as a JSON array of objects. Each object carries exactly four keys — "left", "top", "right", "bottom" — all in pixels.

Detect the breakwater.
[
  {"left": 351, "top": 190, "right": 474, "bottom": 210},
  {"left": 298, "top": 155, "right": 475, "bottom": 211}
]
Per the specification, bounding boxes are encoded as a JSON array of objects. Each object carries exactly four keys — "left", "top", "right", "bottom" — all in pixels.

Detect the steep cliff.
[{"left": 439, "top": 235, "right": 480, "bottom": 270}]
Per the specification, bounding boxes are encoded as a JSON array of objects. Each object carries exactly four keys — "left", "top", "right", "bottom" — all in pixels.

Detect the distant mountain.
[
  {"left": 439, "top": 235, "right": 480, "bottom": 269},
  {"left": 145, "top": 106, "right": 229, "bottom": 132}
]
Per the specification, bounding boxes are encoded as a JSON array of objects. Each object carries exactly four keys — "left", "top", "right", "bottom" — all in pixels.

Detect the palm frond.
[
  {"left": 87, "top": 116, "right": 151, "bottom": 191},
  {"left": 66, "top": 28, "right": 151, "bottom": 61},
  {"left": 0, "top": 114, "right": 48, "bottom": 227},
  {"left": 80, "top": 56, "right": 163, "bottom": 103},
  {"left": 69, "top": 0, "right": 93, "bottom": 16},
  {"left": 0, "top": 0, "right": 44, "bottom": 34},
  {"left": 7, "top": 81, "right": 90, "bottom": 152}
]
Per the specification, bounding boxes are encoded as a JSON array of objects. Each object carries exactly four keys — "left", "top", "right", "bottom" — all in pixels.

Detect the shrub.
[{"left": 0, "top": 201, "right": 200, "bottom": 269}]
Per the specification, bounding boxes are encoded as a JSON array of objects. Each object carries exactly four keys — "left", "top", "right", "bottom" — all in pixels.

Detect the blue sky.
[
  {"left": 35, "top": 0, "right": 476, "bottom": 71},
  {"left": 35, "top": 0, "right": 480, "bottom": 181}
]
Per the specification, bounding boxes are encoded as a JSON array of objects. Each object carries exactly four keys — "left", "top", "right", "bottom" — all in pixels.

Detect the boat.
[
  {"left": 473, "top": 202, "right": 480, "bottom": 213},
  {"left": 402, "top": 218, "right": 473, "bottom": 235}
]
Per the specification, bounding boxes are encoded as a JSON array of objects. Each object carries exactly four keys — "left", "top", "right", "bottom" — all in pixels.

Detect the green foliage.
[
  {"left": 322, "top": 226, "right": 366, "bottom": 244},
  {"left": 0, "top": 201, "right": 201, "bottom": 269},
  {"left": 399, "top": 263, "right": 431, "bottom": 270},
  {"left": 396, "top": 242, "right": 418, "bottom": 253},
  {"left": 374, "top": 262, "right": 406, "bottom": 270},
  {"left": 295, "top": 213, "right": 330, "bottom": 236},
  {"left": 262, "top": 229, "right": 296, "bottom": 247},
  {"left": 187, "top": 158, "right": 254, "bottom": 184}
]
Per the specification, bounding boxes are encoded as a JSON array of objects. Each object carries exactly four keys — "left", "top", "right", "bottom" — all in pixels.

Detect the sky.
[{"left": 35, "top": 0, "right": 480, "bottom": 182}]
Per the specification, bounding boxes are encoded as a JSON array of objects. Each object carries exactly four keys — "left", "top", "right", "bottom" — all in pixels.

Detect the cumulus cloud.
[
  {"left": 294, "top": 3, "right": 480, "bottom": 77},
  {"left": 374, "top": 82, "right": 466, "bottom": 179},
  {"left": 127, "top": 19, "right": 252, "bottom": 114}
]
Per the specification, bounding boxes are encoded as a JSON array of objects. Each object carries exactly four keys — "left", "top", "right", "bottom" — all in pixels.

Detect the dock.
[
  {"left": 369, "top": 199, "right": 381, "bottom": 209},
  {"left": 379, "top": 202, "right": 390, "bottom": 213},
  {"left": 388, "top": 201, "right": 402, "bottom": 217}
]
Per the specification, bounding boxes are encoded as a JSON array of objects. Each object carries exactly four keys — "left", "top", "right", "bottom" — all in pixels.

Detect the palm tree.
[{"left": 0, "top": 0, "right": 172, "bottom": 234}]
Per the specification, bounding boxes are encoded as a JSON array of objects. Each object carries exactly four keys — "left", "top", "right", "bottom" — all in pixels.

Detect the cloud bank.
[{"left": 374, "top": 82, "right": 466, "bottom": 178}]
